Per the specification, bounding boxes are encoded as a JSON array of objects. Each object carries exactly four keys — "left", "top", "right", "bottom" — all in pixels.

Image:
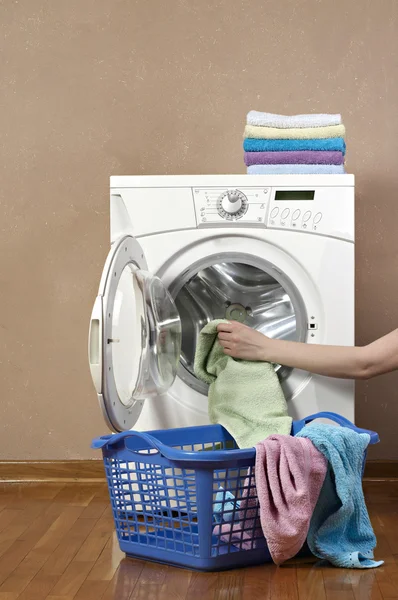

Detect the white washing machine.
[{"left": 88, "top": 174, "right": 355, "bottom": 434}]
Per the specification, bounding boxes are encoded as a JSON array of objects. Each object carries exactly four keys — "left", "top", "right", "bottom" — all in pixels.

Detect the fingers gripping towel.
[
  {"left": 296, "top": 423, "right": 384, "bottom": 569},
  {"left": 194, "top": 320, "right": 292, "bottom": 448}
]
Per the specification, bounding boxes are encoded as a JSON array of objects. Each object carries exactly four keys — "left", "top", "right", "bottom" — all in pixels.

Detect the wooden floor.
[{"left": 0, "top": 481, "right": 397, "bottom": 599}]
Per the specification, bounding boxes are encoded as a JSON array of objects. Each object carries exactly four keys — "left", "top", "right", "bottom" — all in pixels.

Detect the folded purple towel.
[{"left": 244, "top": 151, "right": 344, "bottom": 167}]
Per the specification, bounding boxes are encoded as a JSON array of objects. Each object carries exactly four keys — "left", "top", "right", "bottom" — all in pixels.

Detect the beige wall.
[{"left": 1, "top": 0, "right": 397, "bottom": 460}]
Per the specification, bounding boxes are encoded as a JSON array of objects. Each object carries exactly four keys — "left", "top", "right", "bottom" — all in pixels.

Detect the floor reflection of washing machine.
[{"left": 88, "top": 174, "right": 355, "bottom": 434}]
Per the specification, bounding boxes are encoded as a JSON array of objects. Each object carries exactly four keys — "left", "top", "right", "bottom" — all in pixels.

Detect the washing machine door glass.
[{"left": 88, "top": 235, "right": 181, "bottom": 432}]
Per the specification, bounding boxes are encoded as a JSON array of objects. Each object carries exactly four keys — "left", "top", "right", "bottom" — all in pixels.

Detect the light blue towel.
[
  {"left": 247, "top": 164, "right": 346, "bottom": 175},
  {"left": 213, "top": 487, "right": 241, "bottom": 524},
  {"left": 243, "top": 138, "right": 346, "bottom": 154},
  {"left": 296, "top": 423, "right": 383, "bottom": 569}
]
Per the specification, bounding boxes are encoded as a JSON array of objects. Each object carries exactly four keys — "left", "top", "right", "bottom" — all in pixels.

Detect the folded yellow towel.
[{"left": 244, "top": 124, "right": 345, "bottom": 140}]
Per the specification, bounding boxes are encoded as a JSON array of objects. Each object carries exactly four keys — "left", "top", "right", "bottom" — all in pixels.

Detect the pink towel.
[{"left": 255, "top": 435, "right": 327, "bottom": 565}]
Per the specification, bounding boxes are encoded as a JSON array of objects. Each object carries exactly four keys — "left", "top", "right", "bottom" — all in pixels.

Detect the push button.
[
  {"left": 302, "top": 211, "right": 312, "bottom": 222},
  {"left": 292, "top": 209, "right": 301, "bottom": 221},
  {"left": 281, "top": 208, "right": 290, "bottom": 219},
  {"left": 270, "top": 207, "right": 279, "bottom": 218},
  {"left": 314, "top": 212, "right": 322, "bottom": 224}
]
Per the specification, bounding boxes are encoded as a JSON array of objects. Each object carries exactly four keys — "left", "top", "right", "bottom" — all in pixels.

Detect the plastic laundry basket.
[{"left": 92, "top": 411, "right": 379, "bottom": 571}]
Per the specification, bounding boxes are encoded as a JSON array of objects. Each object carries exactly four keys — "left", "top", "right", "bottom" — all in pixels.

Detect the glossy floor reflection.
[{"left": 0, "top": 480, "right": 396, "bottom": 599}]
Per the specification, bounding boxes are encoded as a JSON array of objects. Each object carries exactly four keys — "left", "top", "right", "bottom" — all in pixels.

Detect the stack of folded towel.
[{"left": 244, "top": 111, "right": 346, "bottom": 175}]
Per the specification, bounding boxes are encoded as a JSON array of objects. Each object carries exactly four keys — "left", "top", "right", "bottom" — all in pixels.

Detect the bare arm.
[{"left": 217, "top": 322, "right": 398, "bottom": 380}]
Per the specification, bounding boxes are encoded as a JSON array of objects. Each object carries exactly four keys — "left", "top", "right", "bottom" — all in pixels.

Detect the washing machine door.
[{"left": 88, "top": 235, "right": 182, "bottom": 432}]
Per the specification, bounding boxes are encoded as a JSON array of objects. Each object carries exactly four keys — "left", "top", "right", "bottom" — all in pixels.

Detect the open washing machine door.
[{"left": 88, "top": 235, "right": 182, "bottom": 432}]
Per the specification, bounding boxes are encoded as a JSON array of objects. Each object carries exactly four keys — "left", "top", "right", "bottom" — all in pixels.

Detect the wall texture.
[{"left": 1, "top": 0, "right": 397, "bottom": 460}]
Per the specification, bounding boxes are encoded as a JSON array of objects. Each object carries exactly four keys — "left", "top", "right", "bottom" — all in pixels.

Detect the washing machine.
[{"left": 88, "top": 174, "right": 355, "bottom": 434}]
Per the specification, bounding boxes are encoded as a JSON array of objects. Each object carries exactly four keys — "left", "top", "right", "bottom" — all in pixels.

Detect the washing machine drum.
[{"left": 171, "top": 259, "right": 303, "bottom": 395}]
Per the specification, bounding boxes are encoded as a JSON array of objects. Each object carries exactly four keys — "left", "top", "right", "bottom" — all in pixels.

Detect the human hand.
[{"left": 217, "top": 321, "right": 269, "bottom": 361}]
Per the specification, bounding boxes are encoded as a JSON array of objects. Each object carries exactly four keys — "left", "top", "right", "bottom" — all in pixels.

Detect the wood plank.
[
  {"left": 0, "top": 484, "right": 65, "bottom": 508},
  {"left": 0, "top": 511, "right": 23, "bottom": 536},
  {"left": 0, "top": 461, "right": 105, "bottom": 483},
  {"left": 374, "top": 545, "right": 398, "bottom": 598},
  {"left": 85, "top": 534, "right": 124, "bottom": 582},
  {"left": 370, "top": 503, "right": 398, "bottom": 598},
  {"left": 50, "top": 484, "right": 99, "bottom": 507},
  {"left": 348, "top": 570, "right": 383, "bottom": 600},
  {"left": 297, "top": 565, "right": 326, "bottom": 600},
  {"left": 0, "top": 501, "right": 52, "bottom": 557},
  {"left": 101, "top": 559, "right": 145, "bottom": 600},
  {"left": 39, "top": 518, "right": 97, "bottom": 576},
  {"left": 186, "top": 570, "right": 219, "bottom": 600},
  {"left": 0, "top": 499, "right": 67, "bottom": 593},
  {"left": 45, "top": 512, "right": 122, "bottom": 599},
  {"left": 269, "top": 565, "right": 299, "bottom": 600},
  {"left": 242, "top": 564, "right": 273, "bottom": 599},
  {"left": 322, "top": 566, "right": 355, "bottom": 600},
  {"left": 215, "top": 568, "right": 245, "bottom": 600},
  {"left": 73, "top": 579, "right": 110, "bottom": 600},
  {"left": 0, "top": 506, "right": 84, "bottom": 593},
  {"left": 15, "top": 573, "right": 59, "bottom": 600},
  {"left": 46, "top": 560, "right": 94, "bottom": 599},
  {"left": 73, "top": 511, "right": 114, "bottom": 563},
  {"left": 158, "top": 565, "right": 192, "bottom": 600},
  {"left": 80, "top": 488, "right": 109, "bottom": 520},
  {"left": 129, "top": 561, "right": 169, "bottom": 599}
]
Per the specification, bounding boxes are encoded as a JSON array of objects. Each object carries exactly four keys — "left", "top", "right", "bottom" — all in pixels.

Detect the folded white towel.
[
  {"left": 247, "top": 164, "right": 346, "bottom": 175},
  {"left": 247, "top": 111, "right": 342, "bottom": 129}
]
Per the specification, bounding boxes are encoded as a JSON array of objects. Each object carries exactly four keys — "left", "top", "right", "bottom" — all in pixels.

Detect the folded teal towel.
[
  {"left": 296, "top": 423, "right": 383, "bottom": 569},
  {"left": 247, "top": 164, "right": 345, "bottom": 175},
  {"left": 243, "top": 138, "right": 346, "bottom": 154},
  {"left": 194, "top": 320, "right": 292, "bottom": 449}
]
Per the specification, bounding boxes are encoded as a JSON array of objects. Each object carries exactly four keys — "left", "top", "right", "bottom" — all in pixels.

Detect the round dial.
[{"left": 217, "top": 190, "right": 248, "bottom": 220}]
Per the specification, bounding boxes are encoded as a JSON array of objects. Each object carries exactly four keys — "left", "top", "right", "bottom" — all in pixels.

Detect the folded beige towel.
[{"left": 244, "top": 124, "right": 345, "bottom": 140}]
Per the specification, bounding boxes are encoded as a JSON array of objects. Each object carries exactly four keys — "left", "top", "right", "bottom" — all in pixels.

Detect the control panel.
[
  {"left": 193, "top": 187, "right": 270, "bottom": 226},
  {"left": 193, "top": 185, "right": 353, "bottom": 240},
  {"left": 266, "top": 186, "right": 354, "bottom": 240}
]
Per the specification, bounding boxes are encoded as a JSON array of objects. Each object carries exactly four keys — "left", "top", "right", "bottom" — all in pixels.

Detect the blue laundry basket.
[{"left": 92, "top": 411, "right": 379, "bottom": 571}]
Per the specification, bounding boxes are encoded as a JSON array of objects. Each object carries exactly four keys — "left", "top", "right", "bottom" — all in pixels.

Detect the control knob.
[{"left": 217, "top": 190, "right": 248, "bottom": 219}]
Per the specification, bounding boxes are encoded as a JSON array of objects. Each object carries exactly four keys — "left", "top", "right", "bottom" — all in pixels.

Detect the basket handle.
[
  {"left": 91, "top": 430, "right": 171, "bottom": 456},
  {"left": 292, "top": 411, "right": 379, "bottom": 445},
  {"left": 91, "top": 430, "right": 256, "bottom": 463}
]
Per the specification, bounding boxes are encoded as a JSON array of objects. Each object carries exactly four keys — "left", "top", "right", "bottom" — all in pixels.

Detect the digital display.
[{"left": 275, "top": 190, "right": 315, "bottom": 201}]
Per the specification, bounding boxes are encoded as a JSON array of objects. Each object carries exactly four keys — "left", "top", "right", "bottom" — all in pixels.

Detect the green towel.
[{"left": 194, "top": 320, "right": 292, "bottom": 449}]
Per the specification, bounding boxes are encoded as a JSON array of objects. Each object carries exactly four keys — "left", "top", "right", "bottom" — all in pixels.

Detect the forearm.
[
  {"left": 218, "top": 322, "right": 398, "bottom": 379},
  {"left": 262, "top": 339, "right": 371, "bottom": 379}
]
